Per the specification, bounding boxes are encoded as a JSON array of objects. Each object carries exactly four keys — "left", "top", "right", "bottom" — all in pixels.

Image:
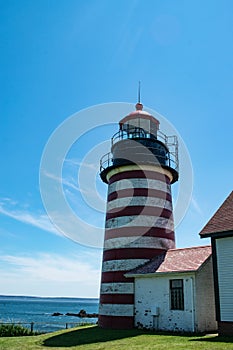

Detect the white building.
[
  {"left": 126, "top": 246, "right": 217, "bottom": 333},
  {"left": 200, "top": 191, "right": 233, "bottom": 336}
]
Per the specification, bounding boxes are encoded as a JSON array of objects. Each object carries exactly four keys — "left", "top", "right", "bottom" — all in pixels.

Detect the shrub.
[{"left": 0, "top": 324, "right": 34, "bottom": 337}]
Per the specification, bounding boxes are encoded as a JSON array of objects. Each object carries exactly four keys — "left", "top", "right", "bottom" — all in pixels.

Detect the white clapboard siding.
[{"left": 216, "top": 236, "right": 233, "bottom": 321}]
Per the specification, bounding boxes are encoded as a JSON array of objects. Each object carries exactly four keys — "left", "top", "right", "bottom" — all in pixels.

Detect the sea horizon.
[
  {"left": 0, "top": 295, "right": 99, "bottom": 301},
  {"left": 0, "top": 295, "right": 99, "bottom": 333}
]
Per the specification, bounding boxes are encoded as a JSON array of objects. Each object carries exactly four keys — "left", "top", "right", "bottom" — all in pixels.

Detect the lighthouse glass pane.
[{"left": 170, "top": 279, "right": 184, "bottom": 310}]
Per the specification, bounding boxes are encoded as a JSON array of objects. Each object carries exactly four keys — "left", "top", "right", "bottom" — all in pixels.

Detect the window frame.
[{"left": 170, "top": 279, "right": 184, "bottom": 311}]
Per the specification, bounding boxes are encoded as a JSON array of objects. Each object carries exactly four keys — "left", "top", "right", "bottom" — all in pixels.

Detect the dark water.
[{"left": 0, "top": 296, "right": 99, "bottom": 333}]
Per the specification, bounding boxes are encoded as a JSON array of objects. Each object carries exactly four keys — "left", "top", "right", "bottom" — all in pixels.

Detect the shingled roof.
[
  {"left": 200, "top": 191, "right": 233, "bottom": 238},
  {"left": 125, "top": 245, "right": 212, "bottom": 276}
]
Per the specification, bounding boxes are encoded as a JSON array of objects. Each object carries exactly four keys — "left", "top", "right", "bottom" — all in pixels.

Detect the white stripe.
[
  {"left": 107, "top": 196, "right": 172, "bottom": 211},
  {"left": 104, "top": 236, "right": 175, "bottom": 250},
  {"left": 102, "top": 258, "right": 149, "bottom": 272},
  {"left": 99, "top": 303, "right": 134, "bottom": 317},
  {"left": 100, "top": 282, "right": 134, "bottom": 294},
  {"left": 108, "top": 179, "right": 170, "bottom": 196},
  {"left": 105, "top": 215, "right": 174, "bottom": 230}
]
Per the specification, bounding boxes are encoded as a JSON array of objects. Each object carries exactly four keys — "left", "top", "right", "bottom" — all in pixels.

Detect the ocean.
[{"left": 0, "top": 296, "right": 99, "bottom": 333}]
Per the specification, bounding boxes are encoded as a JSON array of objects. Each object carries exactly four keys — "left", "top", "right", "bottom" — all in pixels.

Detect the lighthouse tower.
[{"left": 98, "top": 101, "right": 179, "bottom": 329}]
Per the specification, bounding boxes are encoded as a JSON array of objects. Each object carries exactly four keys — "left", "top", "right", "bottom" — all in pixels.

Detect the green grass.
[{"left": 0, "top": 325, "right": 232, "bottom": 350}]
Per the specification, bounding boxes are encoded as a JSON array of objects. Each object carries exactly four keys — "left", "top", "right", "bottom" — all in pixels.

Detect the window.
[{"left": 170, "top": 279, "right": 184, "bottom": 310}]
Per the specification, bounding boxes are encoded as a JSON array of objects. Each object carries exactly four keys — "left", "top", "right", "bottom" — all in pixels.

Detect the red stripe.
[
  {"left": 109, "top": 170, "right": 170, "bottom": 185},
  {"left": 104, "top": 227, "right": 174, "bottom": 240},
  {"left": 100, "top": 294, "right": 134, "bottom": 304},
  {"left": 106, "top": 206, "right": 172, "bottom": 220},
  {"left": 102, "top": 248, "right": 166, "bottom": 261},
  {"left": 101, "top": 271, "right": 134, "bottom": 283},
  {"left": 108, "top": 188, "right": 172, "bottom": 202},
  {"left": 98, "top": 315, "right": 134, "bottom": 329}
]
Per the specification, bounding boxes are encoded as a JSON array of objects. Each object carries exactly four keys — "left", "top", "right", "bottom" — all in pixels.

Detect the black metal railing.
[
  {"left": 100, "top": 127, "right": 179, "bottom": 172},
  {"left": 100, "top": 150, "right": 178, "bottom": 173},
  {"left": 0, "top": 320, "right": 96, "bottom": 333}
]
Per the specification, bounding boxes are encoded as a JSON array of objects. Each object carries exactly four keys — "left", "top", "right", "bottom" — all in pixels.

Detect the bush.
[{"left": 0, "top": 324, "right": 34, "bottom": 337}]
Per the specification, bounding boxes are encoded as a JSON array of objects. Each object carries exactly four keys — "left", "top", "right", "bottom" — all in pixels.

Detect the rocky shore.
[{"left": 52, "top": 309, "right": 98, "bottom": 318}]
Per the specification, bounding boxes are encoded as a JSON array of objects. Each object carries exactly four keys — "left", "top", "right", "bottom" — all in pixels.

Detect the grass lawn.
[{"left": 0, "top": 325, "right": 232, "bottom": 350}]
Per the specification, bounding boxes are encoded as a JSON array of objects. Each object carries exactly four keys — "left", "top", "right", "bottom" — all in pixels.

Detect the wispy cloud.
[
  {"left": 0, "top": 196, "right": 105, "bottom": 247},
  {"left": 65, "top": 158, "right": 98, "bottom": 171},
  {"left": 0, "top": 227, "right": 17, "bottom": 239},
  {"left": 0, "top": 198, "right": 60, "bottom": 236},
  {"left": 43, "top": 171, "right": 80, "bottom": 192},
  {"left": 43, "top": 170, "right": 93, "bottom": 196},
  {"left": 43, "top": 166, "right": 102, "bottom": 211},
  {"left": 191, "top": 196, "right": 203, "bottom": 215},
  {"left": 0, "top": 252, "right": 101, "bottom": 297},
  {"left": 0, "top": 197, "right": 18, "bottom": 205}
]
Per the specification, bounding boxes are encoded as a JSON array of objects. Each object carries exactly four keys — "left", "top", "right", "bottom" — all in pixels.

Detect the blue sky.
[{"left": 0, "top": 0, "right": 232, "bottom": 297}]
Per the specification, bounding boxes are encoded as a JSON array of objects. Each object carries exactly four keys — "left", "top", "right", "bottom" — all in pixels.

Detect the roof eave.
[
  {"left": 200, "top": 229, "right": 233, "bottom": 239},
  {"left": 125, "top": 270, "right": 197, "bottom": 278}
]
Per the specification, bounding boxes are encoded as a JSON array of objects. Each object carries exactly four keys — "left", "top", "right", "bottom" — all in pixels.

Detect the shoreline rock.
[
  {"left": 52, "top": 309, "right": 98, "bottom": 318},
  {"left": 66, "top": 309, "right": 98, "bottom": 318}
]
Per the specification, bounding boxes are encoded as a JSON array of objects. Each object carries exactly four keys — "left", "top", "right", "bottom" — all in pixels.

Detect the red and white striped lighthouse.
[{"left": 98, "top": 102, "right": 179, "bottom": 329}]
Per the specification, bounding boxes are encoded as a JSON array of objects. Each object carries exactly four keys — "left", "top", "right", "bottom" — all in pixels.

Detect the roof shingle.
[
  {"left": 126, "top": 245, "right": 212, "bottom": 276},
  {"left": 200, "top": 191, "right": 233, "bottom": 237}
]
